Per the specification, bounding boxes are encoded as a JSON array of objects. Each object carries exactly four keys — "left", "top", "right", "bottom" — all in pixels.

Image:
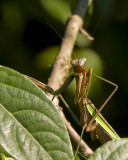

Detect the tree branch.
[
  {"left": 61, "top": 112, "right": 93, "bottom": 156},
  {"left": 47, "top": 0, "right": 93, "bottom": 157}
]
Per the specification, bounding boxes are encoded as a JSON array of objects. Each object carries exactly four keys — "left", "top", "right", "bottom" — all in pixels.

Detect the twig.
[
  {"left": 47, "top": 0, "right": 93, "bottom": 157},
  {"left": 60, "top": 109, "right": 93, "bottom": 157},
  {"left": 80, "top": 28, "right": 94, "bottom": 41},
  {"left": 47, "top": 14, "right": 83, "bottom": 96}
]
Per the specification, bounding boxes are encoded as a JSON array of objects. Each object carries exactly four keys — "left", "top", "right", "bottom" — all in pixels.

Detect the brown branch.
[
  {"left": 48, "top": 15, "right": 83, "bottom": 93},
  {"left": 80, "top": 28, "right": 94, "bottom": 41},
  {"left": 47, "top": 0, "right": 94, "bottom": 157},
  {"left": 60, "top": 111, "right": 93, "bottom": 156}
]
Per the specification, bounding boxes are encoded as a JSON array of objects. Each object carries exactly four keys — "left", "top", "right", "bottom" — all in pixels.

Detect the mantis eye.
[{"left": 71, "top": 58, "right": 87, "bottom": 67}]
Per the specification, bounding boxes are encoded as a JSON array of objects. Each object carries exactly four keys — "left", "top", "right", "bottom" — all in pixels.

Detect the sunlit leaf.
[
  {"left": 88, "top": 139, "right": 128, "bottom": 160},
  {"left": 0, "top": 66, "right": 74, "bottom": 160}
]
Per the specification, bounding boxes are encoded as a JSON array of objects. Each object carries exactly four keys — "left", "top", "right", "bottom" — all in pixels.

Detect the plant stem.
[{"left": 47, "top": 0, "right": 93, "bottom": 157}]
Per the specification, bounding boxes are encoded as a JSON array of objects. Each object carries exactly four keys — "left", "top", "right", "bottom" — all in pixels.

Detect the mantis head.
[{"left": 71, "top": 58, "right": 86, "bottom": 73}]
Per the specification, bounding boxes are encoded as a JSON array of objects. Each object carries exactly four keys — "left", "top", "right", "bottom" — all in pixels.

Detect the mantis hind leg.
[{"left": 87, "top": 74, "right": 118, "bottom": 130}]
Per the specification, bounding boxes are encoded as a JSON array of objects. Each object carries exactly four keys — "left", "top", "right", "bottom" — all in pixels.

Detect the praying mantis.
[{"left": 24, "top": 57, "right": 120, "bottom": 157}]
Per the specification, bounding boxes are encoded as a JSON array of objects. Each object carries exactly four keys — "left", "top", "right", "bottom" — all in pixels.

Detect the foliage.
[
  {"left": 0, "top": 153, "right": 15, "bottom": 160},
  {"left": 0, "top": 0, "right": 128, "bottom": 159},
  {"left": 0, "top": 66, "right": 73, "bottom": 160},
  {"left": 88, "top": 139, "right": 128, "bottom": 160}
]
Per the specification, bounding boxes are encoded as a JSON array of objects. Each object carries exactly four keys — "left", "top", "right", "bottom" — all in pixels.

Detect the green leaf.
[
  {"left": 0, "top": 153, "right": 15, "bottom": 160},
  {"left": 40, "top": 0, "right": 71, "bottom": 23},
  {"left": 0, "top": 66, "right": 74, "bottom": 160},
  {"left": 35, "top": 46, "right": 59, "bottom": 70},
  {"left": 88, "top": 139, "right": 128, "bottom": 160}
]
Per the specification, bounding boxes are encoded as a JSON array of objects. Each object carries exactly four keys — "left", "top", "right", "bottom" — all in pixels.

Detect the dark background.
[{"left": 0, "top": 0, "right": 128, "bottom": 149}]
